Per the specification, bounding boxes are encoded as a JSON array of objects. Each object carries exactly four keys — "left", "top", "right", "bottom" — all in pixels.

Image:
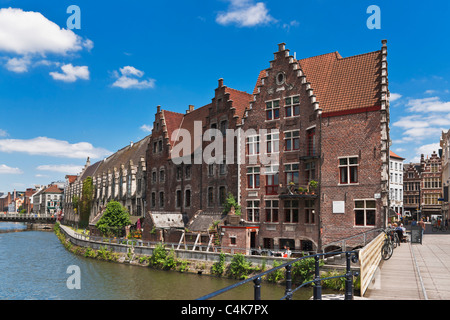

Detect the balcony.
[{"left": 279, "top": 181, "right": 318, "bottom": 199}]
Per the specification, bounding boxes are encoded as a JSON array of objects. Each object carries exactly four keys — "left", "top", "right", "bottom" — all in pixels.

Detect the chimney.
[
  {"left": 218, "top": 78, "right": 224, "bottom": 88},
  {"left": 186, "top": 105, "right": 195, "bottom": 114},
  {"left": 156, "top": 105, "right": 161, "bottom": 113},
  {"left": 278, "top": 43, "right": 286, "bottom": 51}
]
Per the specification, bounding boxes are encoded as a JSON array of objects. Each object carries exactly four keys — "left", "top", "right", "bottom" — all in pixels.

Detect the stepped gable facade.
[
  {"left": 142, "top": 79, "right": 252, "bottom": 242},
  {"left": 239, "top": 41, "right": 390, "bottom": 252}
]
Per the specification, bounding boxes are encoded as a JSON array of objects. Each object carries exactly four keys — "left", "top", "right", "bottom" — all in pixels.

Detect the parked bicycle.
[
  {"left": 432, "top": 224, "right": 447, "bottom": 232},
  {"left": 381, "top": 228, "right": 395, "bottom": 260}
]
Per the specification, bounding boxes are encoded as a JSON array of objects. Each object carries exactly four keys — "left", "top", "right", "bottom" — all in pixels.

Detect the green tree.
[
  {"left": 222, "top": 193, "right": 241, "bottom": 215},
  {"left": 95, "top": 201, "right": 131, "bottom": 237}
]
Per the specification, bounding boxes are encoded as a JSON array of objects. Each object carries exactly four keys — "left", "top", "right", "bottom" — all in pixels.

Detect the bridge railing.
[
  {"left": 0, "top": 213, "right": 57, "bottom": 219},
  {"left": 197, "top": 250, "right": 359, "bottom": 301}
]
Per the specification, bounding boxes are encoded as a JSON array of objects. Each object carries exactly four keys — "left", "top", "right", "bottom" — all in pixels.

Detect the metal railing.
[
  {"left": 197, "top": 250, "right": 359, "bottom": 300},
  {"left": 0, "top": 213, "right": 57, "bottom": 220}
]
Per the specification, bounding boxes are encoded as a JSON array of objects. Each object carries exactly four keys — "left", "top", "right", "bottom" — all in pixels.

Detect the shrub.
[
  {"left": 228, "top": 253, "right": 253, "bottom": 279},
  {"left": 265, "top": 260, "right": 285, "bottom": 283},
  {"left": 211, "top": 252, "right": 226, "bottom": 276}
]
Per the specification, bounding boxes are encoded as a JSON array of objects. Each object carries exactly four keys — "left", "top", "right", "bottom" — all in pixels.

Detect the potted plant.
[
  {"left": 308, "top": 180, "right": 318, "bottom": 194},
  {"left": 298, "top": 187, "right": 305, "bottom": 194}
]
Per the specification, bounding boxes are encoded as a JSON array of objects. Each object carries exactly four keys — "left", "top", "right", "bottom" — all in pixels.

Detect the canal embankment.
[{"left": 56, "top": 222, "right": 361, "bottom": 294}]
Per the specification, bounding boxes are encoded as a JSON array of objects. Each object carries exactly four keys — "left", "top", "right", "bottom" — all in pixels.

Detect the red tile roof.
[
  {"left": 44, "top": 184, "right": 63, "bottom": 194},
  {"left": 253, "top": 48, "right": 382, "bottom": 116},
  {"left": 390, "top": 150, "right": 405, "bottom": 160}
]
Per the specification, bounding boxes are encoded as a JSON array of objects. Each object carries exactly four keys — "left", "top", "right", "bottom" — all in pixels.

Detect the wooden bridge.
[{"left": 0, "top": 213, "right": 57, "bottom": 224}]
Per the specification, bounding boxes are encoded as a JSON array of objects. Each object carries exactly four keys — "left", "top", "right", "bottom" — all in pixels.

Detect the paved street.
[{"left": 365, "top": 224, "right": 450, "bottom": 300}]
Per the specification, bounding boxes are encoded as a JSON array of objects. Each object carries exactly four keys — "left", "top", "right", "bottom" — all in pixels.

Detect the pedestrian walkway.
[{"left": 365, "top": 230, "right": 450, "bottom": 300}]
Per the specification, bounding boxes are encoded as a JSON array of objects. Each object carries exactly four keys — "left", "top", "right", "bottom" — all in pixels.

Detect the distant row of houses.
[{"left": 0, "top": 183, "right": 64, "bottom": 215}]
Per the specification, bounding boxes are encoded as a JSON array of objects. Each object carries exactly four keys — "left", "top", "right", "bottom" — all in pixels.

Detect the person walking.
[{"left": 418, "top": 218, "right": 425, "bottom": 239}]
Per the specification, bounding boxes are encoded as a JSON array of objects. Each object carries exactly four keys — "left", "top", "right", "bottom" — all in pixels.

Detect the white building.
[{"left": 390, "top": 150, "right": 405, "bottom": 216}]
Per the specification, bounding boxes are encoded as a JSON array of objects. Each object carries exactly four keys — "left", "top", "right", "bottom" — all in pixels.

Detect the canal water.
[{"left": 0, "top": 222, "right": 319, "bottom": 300}]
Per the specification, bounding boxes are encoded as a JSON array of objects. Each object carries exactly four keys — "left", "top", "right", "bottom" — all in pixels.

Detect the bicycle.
[
  {"left": 381, "top": 229, "right": 394, "bottom": 260},
  {"left": 432, "top": 224, "right": 446, "bottom": 232}
]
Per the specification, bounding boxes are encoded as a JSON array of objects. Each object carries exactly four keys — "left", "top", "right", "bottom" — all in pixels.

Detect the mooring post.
[{"left": 313, "top": 255, "right": 322, "bottom": 300}]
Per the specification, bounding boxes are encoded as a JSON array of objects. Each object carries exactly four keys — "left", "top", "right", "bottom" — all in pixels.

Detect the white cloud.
[
  {"left": 112, "top": 66, "right": 155, "bottom": 89},
  {"left": 216, "top": 0, "right": 276, "bottom": 27},
  {"left": 0, "top": 136, "right": 111, "bottom": 159},
  {"left": 389, "top": 93, "right": 402, "bottom": 102},
  {"left": 0, "top": 8, "right": 92, "bottom": 56},
  {"left": 140, "top": 124, "right": 153, "bottom": 132},
  {"left": 36, "top": 164, "right": 83, "bottom": 174},
  {"left": 49, "top": 64, "right": 89, "bottom": 82},
  {"left": 406, "top": 96, "right": 450, "bottom": 113},
  {"left": 0, "top": 164, "right": 23, "bottom": 174},
  {"left": 5, "top": 56, "right": 31, "bottom": 73}
]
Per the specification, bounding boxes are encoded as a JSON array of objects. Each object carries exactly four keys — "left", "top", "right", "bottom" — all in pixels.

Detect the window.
[
  {"left": 220, "top": 120, "right": 228, "bottom": 136},
  {"left": 151, "top": 192, "right": 156, "bottom": 208},
  {"left": 219, "top": 158, "right": 226, "bottom": 175},
  {"left": 230, "top": 236, "right": 237, "bottom": 245},
  {"left": 285, "top": 96, "right": 300, "bottom": 117},
  {"left": 176, "top": 166, "right": 182, "bottom": 180},
  {"left": 185, "top": 165, "right": 191, "bottom": 180},
  {"left": 208, "top": 164, "right": 215, "bottom": 177},
  {"left": 265, "top": 165, "right": 279, "bottom": 195},
  {"left": 152, "top": 170, "right": 157, "bottom": 183},
  {"left": 247, "top": 200, "right": 260, "bottom": 222},
  {"left": 284, "top": 130, "right": 300, "bottom": 151},
  {"left": 158, "top": 140, "right": 163, "bottom": 152},
  {"left": 305, "top": 162, "right": 316, "bottom": 185},
  {"left": 159, "top": 191, "right": 164, "bottom": 208},
  {"left": 246, "top": 135, "right": 260, "bottom": 155},
  {"left": 247, "top": 167, "right": 260, "bottom": 188},
  {"left": 285, "top": 163, "right": 299, "bottom": 185},
  {"left": 265, "top": 100, "right": 280, "bottom": 121},
  {"left": 207, "top": 187, "right": 214, "bottom": 207},
  {"left": 159, "top": 169, "right": 165, "bottom": 182},
  {"left": 153, "top": 142, "right": 157, "bottom": 153},
  {"left": 305, "top": 200, "right": 315, "bottom": 224},
  {"left": 219, "top": 186, "right": 227, "bottom": 206},
  {"left": 307, "top": 128, "right": 316, "bottom": 156},
  {"left": 339, "top": 157, "right": 358, "bottom": 184},
  {"left": 266, "top": 132, "right": 279, "bottom": 154},
  {"left": 137, "top": 178, "right": 142, "bottom": 193},
  {"left": 284, "top": 200, "right": 299, "bottom": 223},
  {"left": 127, "top": 175, "right": 132, "bottom": 197},
  {"left": 354, "top": 200, "right": 376, "bottom": 226},
  {"left": 176, "top": 190, "right": 181, "bottom": 208},
  {"left": 265, "top": 200, "right": 279, "bottom": 222},
  {"left": 185, "top": 189, "right": 191, "bottom": 208}
]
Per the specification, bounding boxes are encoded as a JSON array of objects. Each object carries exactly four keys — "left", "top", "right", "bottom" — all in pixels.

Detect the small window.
[
  {"left": 265, "top": 100, "right": 280, "bottom": 121},
  {"left": 354, "top": 199, "right": 376, "bottom": 226},
  {"left": 230, "top": 236, "right": 237, "bottom": 245},
  {"left": 276, "top": 72, "right": 285, "bottom": 85},
  {"left": 339, "top": 156, "right": 358, "bottom": 184}
]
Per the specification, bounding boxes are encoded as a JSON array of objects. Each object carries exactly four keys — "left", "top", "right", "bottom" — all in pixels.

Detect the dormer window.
[{"left": 276, "top": 72, "right": 285, "bottom": 85}]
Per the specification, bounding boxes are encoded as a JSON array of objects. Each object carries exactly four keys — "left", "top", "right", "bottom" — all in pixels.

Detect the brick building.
[
  {"left": 403, "top": 162, "right": 422, "bottom": 219},
  {"left": 239, "top": 41, "right": 390, "bottom": 252},
  {"left": 142, "top": 40, "right": 390, "bottom": 253},
  {"left": 420, "top": 152, "right": 442, "bottom": 219},
  {"left": 142, "top": 80, "right": 251, "bottom": 243}
]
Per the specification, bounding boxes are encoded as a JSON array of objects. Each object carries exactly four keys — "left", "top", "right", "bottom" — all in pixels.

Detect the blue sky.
[{"left": 0, "top": 0, "right": 449, "bottom": 193}]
